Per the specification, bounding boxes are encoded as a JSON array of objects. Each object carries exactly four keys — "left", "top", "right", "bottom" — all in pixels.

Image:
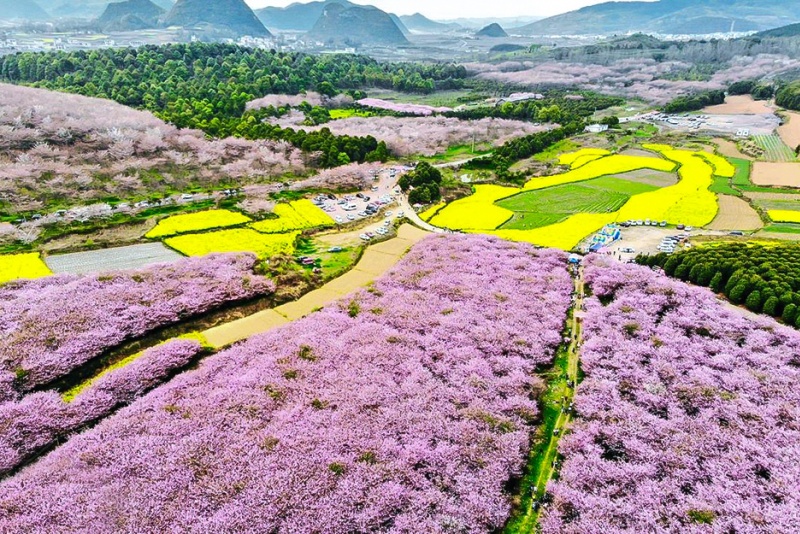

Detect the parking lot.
[
  {"left": 623, "top": 111, "right": 779, "bottom": 136},
  {"left": 310, "top": 166, "right": 410, "bottom": 242}
]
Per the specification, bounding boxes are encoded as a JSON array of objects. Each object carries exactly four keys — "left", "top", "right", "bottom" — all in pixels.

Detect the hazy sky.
[{"left": 246, "top": 0, "right": 649, "bottom": 20}]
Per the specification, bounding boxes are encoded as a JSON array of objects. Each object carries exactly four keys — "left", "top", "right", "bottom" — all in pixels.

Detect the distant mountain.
[
  {"left": 0, "top": 0, "right": 49, "bottom": 20},
  {"left": 388, "top": 13, "right": 411, "bottom": 38},
  {"left": 163, "top": 0, "right": 271, "bottom": 36},
  {"left": 97, "top": 0, "right": 164, "bottom": 31},
  {"left": 758, "top": 22, "right": 800, "bottom": 38},
  {"left": 399, "top": 13, "right": 461, "bottom": 33},
  {"left": 476, "top": 23, "right": 508, "bottom": 38},
  {"left": 516, "top": 0, "right": 800, "bottom": 36},
  {"left": 256, "top": 0, "right": 352, "bottom": 31},
  {"left": 440, "top": 16, "right": 542, "bottom": 30},
  {"left": 306, "top": 3, "right": 408, "bottom": 46}
]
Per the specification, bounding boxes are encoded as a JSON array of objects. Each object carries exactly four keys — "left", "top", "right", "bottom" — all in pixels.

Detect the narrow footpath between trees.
[{"left": 505, "top": 265, "right": 585, "bottom": 534}]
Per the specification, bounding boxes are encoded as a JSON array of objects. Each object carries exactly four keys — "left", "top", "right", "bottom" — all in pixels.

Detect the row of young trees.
[
  {"left": 446, "top": 91, "right": 624, "bottom": 123},
  {"left": 464, "top": 121, "right": 586, "bottom": 183},
  {"left": 638, "top": 243, "right": 800, "bottom": 327},
  {"left": 776, "top": 81, "right": 800, "bottom": 111},
  {"left": 0, "top": 43, "right": 466, "bottom": 167}
]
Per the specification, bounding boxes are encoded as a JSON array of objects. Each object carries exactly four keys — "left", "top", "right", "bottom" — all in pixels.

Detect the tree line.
[
  {"left": 0, "top": 43, "right": 467, "bottom": 167},
  {"left": 662, "top": 90, "right": 725, "bottom": 113},
  {"left": 638, "top": 243, "right": 800, "bottom": 327}
]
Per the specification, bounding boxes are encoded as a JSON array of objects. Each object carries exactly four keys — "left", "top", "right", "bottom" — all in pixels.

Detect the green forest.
[
  {"left": 639, "top": 243, "right": 800, "bottom": 327},
  {"left": 0, "top": 43, "right": 467, "bottom": 167}
]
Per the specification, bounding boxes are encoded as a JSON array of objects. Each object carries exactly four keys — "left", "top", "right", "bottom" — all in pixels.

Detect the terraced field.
[{"left": 753, "top": 134, "right": 797, "bottom": 162}]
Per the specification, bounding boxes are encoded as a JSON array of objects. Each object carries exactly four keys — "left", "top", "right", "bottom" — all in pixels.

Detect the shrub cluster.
[{"left": 639, "top": 243, "right": 800, "bottom": 326}]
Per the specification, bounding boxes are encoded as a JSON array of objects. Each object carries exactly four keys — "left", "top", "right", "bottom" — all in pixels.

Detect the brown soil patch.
[
  {"left": 703, "top": 95, "right": 774, "bottom": 115},
  {"left": 706, "top": 195, "right": 764, "bottom": 231},
  {"left": 751, "top": 162, "right": 800, "bottom": 187},
  {"left": 610, "top": 169, "right": 679, "bottom": 188},
  {"left": 620, "top": 148, "right": 660, "bottom": 158},
  {"left": 41, "top": 220, "right": 155, "bottom": 253},
  {"left": 745, "top": 191, "right": 800, "bottom": 201},
  {"left": 778, "top": 111, "right": 800, "bottom": 152},
  {"left": 713, "top": 138, "right": 751, "bottom": 160}
]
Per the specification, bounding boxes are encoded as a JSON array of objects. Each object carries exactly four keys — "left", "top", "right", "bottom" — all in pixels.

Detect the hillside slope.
[
  {"left": 163, "top": 0, "right": 271, "bottom": 37},
  {"left": 307, "top": 3, "right": 408, "bottom": 46},
  {"left": 517, "top": 0, "right": 800, "bottom": 35},
  {"left": 0, "top": 0, "right": 49, "bottom": 20},
  {"left": 97, "top": 0, "right": 164, "bottom": 31},
  {"left": 256, "top": 0, "right": 352, "bottom": 31}
]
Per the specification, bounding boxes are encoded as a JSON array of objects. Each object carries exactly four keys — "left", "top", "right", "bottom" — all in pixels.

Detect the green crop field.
[
  {"left": 710, "top": 176, "right": 740, "bottom": 196},
  {"left": 762, "top": 223, "right": 800, "bottom": 234},
  {"left": 753, "top": 135, "right": 797, "bottom": 162},
  {"left": 497, "top": 177, "right": 656, "bottom": 230},
  {"left": 730, "top": 157, "right": 752, "bottom": 187}
]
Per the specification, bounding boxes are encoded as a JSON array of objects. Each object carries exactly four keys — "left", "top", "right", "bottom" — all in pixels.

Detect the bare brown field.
[
  {"left": 745, "top": 191, "right": 800, "bottom": 201},
  {"left": 611, "top": 169, "right": 678, "bottom": 188},
  {"left": 620, "top": 148, "right": 660, "bottom": 158},
  {"left": 752, "top": 162, "right": 800, "bottom": 187},
  {"left": 706, "top": 195, "right": 764, "bottom": 231},
  {"left": 713, "top": 138, "right": 751, "bottom": 160},
  {"left": 778, "top": 111, "right": 800, "bottom": 152},
  {"left": 703, "top": 95, "right": 774, "bottom": 115}
]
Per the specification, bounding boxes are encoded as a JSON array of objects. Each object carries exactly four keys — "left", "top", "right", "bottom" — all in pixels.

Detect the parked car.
[
  {"left": 359, "top": 234, "right": 371, "bottom": 241},
  {"left": 335, "top": 216, "right": 344, "bottom": 223},
  {"left": 328, "top": 246, "right": 343, "bottom": 253},
  {"left": 347, "top": 214, "right": 356, "bottom": 221}
]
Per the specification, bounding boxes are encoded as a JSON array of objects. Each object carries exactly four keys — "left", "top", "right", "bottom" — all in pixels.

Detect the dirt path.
[
  {"left": 509, "top": 267, "right": 584, "bottom": 533},
  {"left": 203, "top": 224, "right": 430, "bottom": 348}
]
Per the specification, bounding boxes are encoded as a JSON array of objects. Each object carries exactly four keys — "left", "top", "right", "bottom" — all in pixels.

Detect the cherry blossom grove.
[
  {"left": 541, "top": 258, "right": 800, "bottom": 533},
  {"left": 0, "top": 253, "right": 274, "bottom": 391},
  {"left": 0, "top": 235, "right": 572, "bottom": 532}
]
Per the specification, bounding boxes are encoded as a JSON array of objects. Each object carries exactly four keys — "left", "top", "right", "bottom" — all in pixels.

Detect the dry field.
[
  {"left": 703, "top": 95, "right": 774, "bottom": 115},
  {"left": 706, "top": 195, "right": 763, "bottom": 231},
  {"left": 778, "top": 111, "right": 800, "bottom": 152},
  {"left": 751, "top": 162, "right": 800, "bottom": 187},
  {"left": 620, "top": 148, "right": 661, "bottom": 158},
  {"left": 610, "top": 169, "right": 678, "bottom": 188},
  {"left": 713, "top": 138, "right": 751, "bottom": 160}
]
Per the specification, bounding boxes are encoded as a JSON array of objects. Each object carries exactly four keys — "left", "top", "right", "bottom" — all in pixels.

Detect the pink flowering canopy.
[
  {"left": 0, "top": 235, "right": 572, "bottom": 532},
  {"left": 541, "top": 257, "right": 800, "bottom": 533},
  {"left": 0, "top": 253, "right": 274, "bottom": 391}
]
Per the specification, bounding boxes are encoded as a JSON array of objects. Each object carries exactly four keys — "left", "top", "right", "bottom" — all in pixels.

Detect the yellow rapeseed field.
[
  {"left": 558, "top": 148, "right": 611, "bottom": 169},
  {"left": 165, "top": 229, "right": 299, "bottom": 259},
  {"left": 478, "top": 213, "right": 618, "bottom": 251},
  {"left": 619, "top": 146, "right": 718, "bottom": 226},
  {"left": 250, "top": 200, "right": 334, "bottom": 233},
  {"left": 418, "top": 202, "right": 446, "bottom": 221},
  {"left": 428, "top": 185, "right": 517, "bottom": 230},
  {"left": 696, "top": 152, "right": 736, "bottom": 178},
  {"left": 768, "top": 210, "right": 800, "bottom": 223},
  {"left": 523, "top": 154, "right": 676, "bottom": 191},
  {"left": 0, "top": 253, "right": 52, "bottom": 285},
  {"left": 146, "top": 209, "right": 252, "bottom": 239}
]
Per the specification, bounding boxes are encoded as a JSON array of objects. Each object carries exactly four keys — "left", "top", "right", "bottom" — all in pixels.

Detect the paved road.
[{"left": 398, "top": 196, "right": 446, "bottom": 234}]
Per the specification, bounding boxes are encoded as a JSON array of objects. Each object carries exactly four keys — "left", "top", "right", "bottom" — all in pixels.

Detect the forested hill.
[{"left": 0, "top": 43, "right": 467, "bottom": 167}]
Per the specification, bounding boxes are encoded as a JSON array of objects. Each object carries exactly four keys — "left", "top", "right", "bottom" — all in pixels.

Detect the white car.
[
  {"left": 385, "top": 211, "right": 393, "bottom": 217},
  {"left": 335, "top": 216, "right": 344, "bottom": 223},
  {"left": 359, "top": 234, "right": 371, "bottom": 241},
  {"left": 347, "top": 214, "right": 356, "bottom": 221},
  {"left": 181, "top": 193, "right": 194, "bottom": 201}
]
